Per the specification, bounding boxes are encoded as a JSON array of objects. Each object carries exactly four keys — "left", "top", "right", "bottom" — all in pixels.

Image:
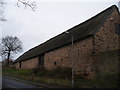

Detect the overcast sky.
[{"left": 0, "top": 0, "right": 119, "bottom": 60}]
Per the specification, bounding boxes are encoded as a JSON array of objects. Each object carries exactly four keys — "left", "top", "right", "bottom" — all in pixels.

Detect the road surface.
[
  {"left": 2, "top": 77, "right": 42, "bottom": 89},
  {"left": 0, "top": 64, "right": 2, "bottom": 90}
]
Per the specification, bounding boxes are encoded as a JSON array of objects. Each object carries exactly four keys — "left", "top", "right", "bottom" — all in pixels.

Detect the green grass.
[
  {"left": 3, "top": 68, "right": 32, "bottom": 76},
  {"left": 2, "top": 67, "right": 72, "bottom": 87},
  {"left": 2, "top": 50, "right": 119, "bottom": 89},
  {"left": 3, "top": 67, "right": 119, "bottom": 88},
  {"left": 3, "top": 72, "right": 71, "bottom": 87}
]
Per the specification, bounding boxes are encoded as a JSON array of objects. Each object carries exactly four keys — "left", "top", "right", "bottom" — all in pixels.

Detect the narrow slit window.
[
  {"left": 115, "top": 23, "right": 120, "bottom": 34},
  {"left": 54, "top": 61, "right": 57, "bottom": 66}
]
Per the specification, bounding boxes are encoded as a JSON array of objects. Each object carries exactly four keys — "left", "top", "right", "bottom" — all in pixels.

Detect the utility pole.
[
  {"left": 71, "top": 35, "right": 74, "bottom": 88},
  {"left": 65, "top": 31, "right": 74, "bottom": 88}
]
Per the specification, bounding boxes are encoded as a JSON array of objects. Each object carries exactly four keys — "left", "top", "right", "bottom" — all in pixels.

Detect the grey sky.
[{"left": 1, "top": 0, "right": 119, "bottom": 60}]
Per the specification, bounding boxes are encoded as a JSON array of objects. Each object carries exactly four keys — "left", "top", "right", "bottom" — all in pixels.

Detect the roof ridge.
[
  {"left": 39, "top": 5, "right": 117, "bottom": 43},
  {"left": 14, "top": 5, "right": 119, "bottom": 63}
]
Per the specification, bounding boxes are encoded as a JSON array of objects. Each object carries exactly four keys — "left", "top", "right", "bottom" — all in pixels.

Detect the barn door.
[{"left": 38, "top": 54, "right": 44, "bottom": 66}]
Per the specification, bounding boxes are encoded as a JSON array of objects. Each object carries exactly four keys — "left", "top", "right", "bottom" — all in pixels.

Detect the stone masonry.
[
  {"left": 14, "top": 57, "right": 39, "bottom": 69},
  {"left": 13, "top": 5, "right": 120, "bottom": 80}
]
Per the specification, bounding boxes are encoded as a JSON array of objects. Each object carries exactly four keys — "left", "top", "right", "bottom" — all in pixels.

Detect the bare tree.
[
  {"left": 17, "top": 0, "right": 37, "bottom": 11},
  {"left": 0, "top": 0, "right": 6, "bottom": 22},
  {"left": 0, "top": 0, "right": 37, "bottom": 22},
  {"left": 1, "top": 36, "right": 22, "bottom": 64}
]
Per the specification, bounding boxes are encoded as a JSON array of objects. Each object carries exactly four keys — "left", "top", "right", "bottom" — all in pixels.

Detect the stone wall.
[
  {"left": 95, "top": 9, "right": 120, "bottom": 52},
  {"left": 20, "top": 57, "right": 39, "bottom": 69},
  {"left": 96, "top": 50, "right": 118, "bottom": 81},
  {"left": 14, "top": 62, "right": 20, "bottom": 69},
  {"left": 44, "top": 9, "right": 120, "bottom": 80},
  {"left": 13, "top": 8, "right": 119, "bottom": 80},
  {"left": 94, "top": 9, "right": 120, "bottom": 81},
  {"left": 44, "top": 37, "right": 95, "bottom": 79}
]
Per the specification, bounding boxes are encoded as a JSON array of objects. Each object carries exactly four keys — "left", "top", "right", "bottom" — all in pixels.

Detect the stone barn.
[{"left": 14, "top": 5, "right": 120, "bottom": 80}]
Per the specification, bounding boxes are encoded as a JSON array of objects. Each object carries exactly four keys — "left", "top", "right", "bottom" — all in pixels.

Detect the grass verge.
[{"left": 3, "top": 67, "right": 71, "bottom": 87}]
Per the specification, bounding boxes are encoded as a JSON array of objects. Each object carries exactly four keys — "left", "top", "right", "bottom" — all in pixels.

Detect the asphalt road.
[
  {"left": 0, "top": 76, "right": 2, "bottom": 90},
  {"left": 2, "top": 77, "right": 42, "bottom": 89},
  {"left": 0, "top": 66, "right": 2, "bottom": 90}
]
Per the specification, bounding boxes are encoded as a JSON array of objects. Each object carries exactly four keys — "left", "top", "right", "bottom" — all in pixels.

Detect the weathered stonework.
[
  {"left": 14, "top": 62, "right": 20, "bottom": 69},
  {"left": 94, "top": 9, "right": 120, "bottom": 80},
  {"left": 14, "top": 6, "right": 120, "bottom": 80},
  {"left": 14, "top": 57, "right": 39, "bottom": 69},
  {"left": 21, "top": 57, "right": 39, "bottom": 69},
  {"left": 44, "top": 37, "right": 95, "bottom": 79},
  {"left": 95, "top": 9, "right": 120, "bottom": 52},
  {"left": 44, "top": 9, "right": 120, "bottom": 79}
]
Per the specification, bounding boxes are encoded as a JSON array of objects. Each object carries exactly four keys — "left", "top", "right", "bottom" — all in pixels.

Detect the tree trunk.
[{"left": 7, "top": 50, "right": 10, "bottom": 64}]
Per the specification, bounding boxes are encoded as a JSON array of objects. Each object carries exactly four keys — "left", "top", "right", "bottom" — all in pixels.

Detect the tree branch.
[{"left": 17, "top": 0, "right": 37, "bottom": 11}]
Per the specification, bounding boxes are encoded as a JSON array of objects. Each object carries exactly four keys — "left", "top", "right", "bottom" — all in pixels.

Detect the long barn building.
[{"left": 14, "top": 5, "right": 120, "bottom": 80}]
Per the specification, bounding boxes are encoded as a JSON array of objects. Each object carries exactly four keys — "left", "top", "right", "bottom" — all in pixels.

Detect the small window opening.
[
  {"left": 92, "top": 51, "right": 95, "bottom": 54},
  {"left": 115, "top": 23, "right": 120, "bottom": 34},
  {"left": 54, "top": 61, "right": 57, "bottom": 66},
  {"left": 83, "top": 45, "right": 86, "bottom": 46}
]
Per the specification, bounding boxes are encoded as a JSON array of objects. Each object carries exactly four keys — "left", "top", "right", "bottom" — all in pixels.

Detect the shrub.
[
  {"left": 32, "top": 66, "right": 72, "bottom": 79},
  {"left": 32, "top": 66, "right": 46, "bottom": 76},
  {"left": 53, "top": 66, "right": 72, "bottom": 79}
]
